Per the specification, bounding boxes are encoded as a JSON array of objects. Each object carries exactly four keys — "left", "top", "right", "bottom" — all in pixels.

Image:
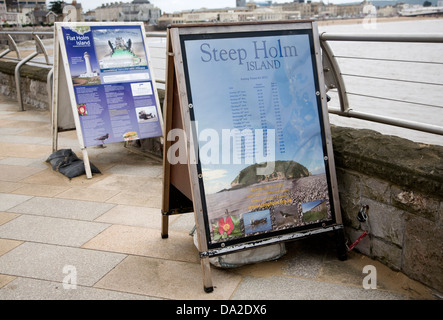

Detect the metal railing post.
[
  {"left": 14, "top": 34, "right": 49, "bottom": 111},
  {"left": 0, "top": 34, "right": 21, "bottom": 60},
  {"left": 320, "top": 33, "right": 349, "bottom": 113},
  {"left": 15, "top": 51, "right": 38, "bottom": 111}
]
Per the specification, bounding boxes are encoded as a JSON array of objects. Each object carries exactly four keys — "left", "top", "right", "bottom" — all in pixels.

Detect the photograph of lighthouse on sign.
[{"left": 61, "top": 26, "right": 101, "bottom": 86}]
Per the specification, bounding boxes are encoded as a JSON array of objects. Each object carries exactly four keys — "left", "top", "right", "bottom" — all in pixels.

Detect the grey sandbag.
[
  {"left": 46, "top": 149, "right": 101, "bottom": 179},
  {"left": 192, "top": 231, "right": 286, "bottom": 268}
]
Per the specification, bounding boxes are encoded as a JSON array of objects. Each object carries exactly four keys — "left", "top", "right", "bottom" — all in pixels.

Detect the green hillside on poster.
[{"left": 230, "top": 160, "right": 310, "bottom": 189}]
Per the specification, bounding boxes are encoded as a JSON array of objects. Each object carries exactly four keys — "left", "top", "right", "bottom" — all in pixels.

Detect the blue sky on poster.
[
  {"left": 79, "top": 0, "right": 353, "bottom": 13},
  {"left": 183, "top": 33, "right": 326, "bottom": 194}
]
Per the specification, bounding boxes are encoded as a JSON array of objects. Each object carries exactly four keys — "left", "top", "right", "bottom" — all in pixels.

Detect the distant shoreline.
[{"left": 316, "top": 15, "right": 442, "bottom": 26}]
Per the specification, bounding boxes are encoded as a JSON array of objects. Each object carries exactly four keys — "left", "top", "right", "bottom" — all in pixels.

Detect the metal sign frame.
[{"left": 162, "top": 21, "right": 345, "bottom": 293}]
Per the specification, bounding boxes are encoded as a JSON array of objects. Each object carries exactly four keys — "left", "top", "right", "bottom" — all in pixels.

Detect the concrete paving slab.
[
  {"left": 0, "top": 181, "right": 23, "bottom": 193},
  {"left": 54, "top": 187, "right": 120, "bottom": 203},
  {"left": 82, "top": 224, "right": 199, "bottom": 263},
  {"left": 94, "top": 255, "right": 242, "bottom": 300},
  {"left": 0, "top": 157, "right": 45, "bottom": 166},
  {"left": 231, "top": 275, "right": 406, "bottom": 300},
  {"left": 17, "top": 126, "right": 51, "bottom": 138},
  {"left": 88, "top": 174, "right": 160, "bottom": 191},
  {"left": 0, "top": 242, "right": 126, "bottom": 286},
  {"left": 0, "top": 212, "right": 20, "bottom": 227},
  {"left": 0, "top": 104, "right": 18, "bottom": 112},
  {"left": 0, "top": 135, "right": 50, "bottom": 145},
  {"left": 105, "top": 190, "right": 162, "bottom": 207},
  {"left": 0, "top": 142, "right": 51, "bottom": 159},
  {"left": 4, "top": 111, "right": 50, "bottom": 123},
  {"left": 107, "top": 164, "right": 163, "bottom": 177},
  {"left": 280, "top": 241, "right": 332, "bottom": 279},
  {"left": 0, "top": 277, "right": 156, "bottom": 300},
  {"left": 0, "top": 127, "right": 29, "bottom": 135},
  {"left": 17, "top": 169, "right": 71, "bottom": 187},
  {"left": 66, "top": 172, "right": 111, "bottom": 187},
  {"left": 318, "top": 251, "right": 436, "bottom": 299},
  {"left": 0, "top": 119, "right": 48, "bottom": 129},
  {"left": 0, "top": 274, "right": 16, "bottom": 289},
  {"left": 168, "top": 212, "right": 196, "bottom": 233},
  {"left": 94, "top": 204, "right": 165, "bottom": 228},
  {"left": 0, "top": 215, "right": 111, "bottom": 247},
  {"left": 0, "top": 111, "right": 15, "bottom": 118},
  {"left": 11, "top": 184, "right": 69, "bottom": 197},
  {"left": 7, "top": 196, "right": 115, "bottom": 220},
  {"left": 0, "top": 164, "right": 46, "bottom": 182},
  {"left": 0, "top": 193, "right": 32, "bottom": 211},
  {"left": 0, "top": 239, "right": 22, "bottom": 256}
]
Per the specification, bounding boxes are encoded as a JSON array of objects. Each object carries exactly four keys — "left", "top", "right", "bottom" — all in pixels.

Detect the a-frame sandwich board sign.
[
  {"left": 162, "top": 21, "right": 346, "bottom": 293},
  {"left": 52, "top": 22, "right": 164, "bottom": 178}
]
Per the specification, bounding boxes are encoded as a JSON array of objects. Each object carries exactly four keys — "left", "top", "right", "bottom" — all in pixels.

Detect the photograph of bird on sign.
[{"left": 95, "top": 133, "right": 110, "bottom": 147}]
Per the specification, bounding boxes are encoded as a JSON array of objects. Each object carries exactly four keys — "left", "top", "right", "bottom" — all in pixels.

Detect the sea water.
[
  {"left": 146, "top": 19, "right": 443, "bottom": 146},
  {"left": 318, "top": 19, "right": 443, "bottom": 146}
]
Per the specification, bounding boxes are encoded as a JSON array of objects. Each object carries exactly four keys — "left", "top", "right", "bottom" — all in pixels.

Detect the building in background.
[
  {"left": 95, "top": 0, "right": 161, "bottom": 24},
  {"left": 3, "top": 0, "right": 440, "bottom": 28},
  {"left": 157, "top": 3, "right": 301, "bottom": 28},
  {"left": 1, "top": 0, "right": 47, "bottom": 25},
  {"left": 62, "top": 0, "right": 84, "bottom": 22}
]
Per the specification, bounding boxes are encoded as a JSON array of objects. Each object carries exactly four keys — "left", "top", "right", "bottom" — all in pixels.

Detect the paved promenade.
[{"left": 0, "top": 95, "right": 437, "bottom": 300}]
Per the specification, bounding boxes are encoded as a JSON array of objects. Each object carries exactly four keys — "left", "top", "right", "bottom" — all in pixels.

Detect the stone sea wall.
[
  {"left": 0, "top": 60, "right": 51, "bottom": 110},
  {"left": 1, "top": 61, "right": 442, "bottom": 294},
  {"left": 332, "top": 126, "right": 442, "bottom": 294}
]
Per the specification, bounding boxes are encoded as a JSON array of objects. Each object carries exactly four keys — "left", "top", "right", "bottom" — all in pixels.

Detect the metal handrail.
[
  {"left": 0, "top": 31, "right": 53, "bottom": 111},
  {"left": 320, "top": 32, "right": 443, "bottom": 136},
  {"left": 320, "top": 33, "right": 443, "bottom": 43},
  {"left": 1, "top": 30, "right": 442, "bottom": 136},
  {"left": 331, "top": 55, "right": 443, "bottom": 65},
  {"left": 0, "top": 31, "right": 53, "bottom": 63}
]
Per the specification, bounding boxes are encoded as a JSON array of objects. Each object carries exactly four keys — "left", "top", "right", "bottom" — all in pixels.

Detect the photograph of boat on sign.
[{"left": 92, "top": 27, "right": 148, "bottom": 71}]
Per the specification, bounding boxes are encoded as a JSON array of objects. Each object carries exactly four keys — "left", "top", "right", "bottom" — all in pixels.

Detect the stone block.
[
  {"left": 440, "top": 201, "right": 443, "bottom": 226},
  {"left": 391, "top": 186, "right": 439, "bottom": 222},
  {"left": 371, "top": 237, "right": 402, "bottom": 271},
  {"left": 338, "top": 191, "right": 361, "bottom": 229},
  {"left": 364, "top": 198, "right": 405, "bottom": 247},
  {"left": 331, "top": 126, "right": 443, "bottom": 199},
  {"left": 336, "top": 167, "right": 361, "bottom": 196},
  {"left": 403, "top": 215, "right": 443, "bottom": 293},
  {"left": 361, "top": 176, "right": 391, "bottom": 205}
]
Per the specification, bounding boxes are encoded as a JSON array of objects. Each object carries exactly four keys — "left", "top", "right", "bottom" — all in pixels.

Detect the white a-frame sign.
[{"left": 52, "top": 22, "right": 163, "bottom": 178}]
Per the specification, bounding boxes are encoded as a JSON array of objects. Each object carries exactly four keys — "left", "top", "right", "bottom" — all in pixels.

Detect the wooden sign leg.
[
  {"left": 51, "top": 32, "right": 60, "bottom": 153},
  {"left": 51, "top": 88, "right": 59, "bottom": 153},
  {"left": 200, "top": 257, "right": 214, "bottom": 293},
  {"left": 81, "top": 148, "right": 92, "bottom": 179},
  {"left": 161, "top": 214, "right": 169, "bottom": 239}
]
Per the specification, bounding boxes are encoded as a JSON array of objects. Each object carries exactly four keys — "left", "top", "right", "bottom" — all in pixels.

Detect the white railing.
[
  {"left": 1, "top": 30, "right": 442, "bottom": 138},
  {"left": 320, "top": 32, "right": 443, "bottom": 136}
]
